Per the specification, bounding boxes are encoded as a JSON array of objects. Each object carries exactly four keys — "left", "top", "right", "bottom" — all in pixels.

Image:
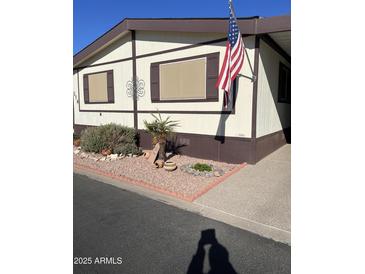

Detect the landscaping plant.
[
  {"left": 73, "top": 133, "right": 81, "bottom": 146},
  {"left": 192, "top": 163, "right": 212, "bottom": 172},
  {"left": 143, "top": 112, "right": 179, "bottom": 161},
  {"left": 80, "top": 123, "right": 140, "bottom": 154}
]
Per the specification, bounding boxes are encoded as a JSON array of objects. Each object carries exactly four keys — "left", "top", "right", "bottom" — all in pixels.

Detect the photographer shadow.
[{"left": 187, "top": 229, "right": 238, "bottom": 274}]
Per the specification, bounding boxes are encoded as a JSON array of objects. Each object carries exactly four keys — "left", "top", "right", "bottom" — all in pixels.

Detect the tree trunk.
[{"left": 158, "top": 140, "right": 166, "bottom": 161}]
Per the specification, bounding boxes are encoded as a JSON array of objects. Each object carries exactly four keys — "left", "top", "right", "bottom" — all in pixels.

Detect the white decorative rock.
[
  {"left": 213, "top": 171, "right": 221, "bottom": 177},
  {"left": 110, "top": 154, "right": 118, "bottom": 160},
  {"left": 74, "top": 149, "right": 80, "bottom": 154},
  {"left": 99, "top": 157, "right": 106, "bottom": 161}
]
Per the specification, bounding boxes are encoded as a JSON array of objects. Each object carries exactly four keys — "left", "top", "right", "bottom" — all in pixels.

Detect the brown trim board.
[
  {"left": 79, "top": 109, "right": 134, "bottom": 113},
  {"left": 78, "top": 109, "right": 234, "bottom": 115},
  {"left": 76, "top": 57, "right": 133, "bottom": 70},
  {"left": 250, "top": 35, "right": 260, "bottom": 163},
  {"left": 260, "top": 34, "right": 291, "bottom": 63},
  {"left": 77, "top": 69, "right": 81, "bottom": 112},
  {"left": 131, "top": 30, "right": 138, "bottom": 130}
]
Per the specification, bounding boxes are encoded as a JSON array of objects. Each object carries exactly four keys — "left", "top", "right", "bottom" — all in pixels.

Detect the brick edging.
[
  {"left": 73, "top": 162, "right": 247, "bottom": 202},
  {"left": 190, "top": 162, "right": 247, "bottom": 201}
]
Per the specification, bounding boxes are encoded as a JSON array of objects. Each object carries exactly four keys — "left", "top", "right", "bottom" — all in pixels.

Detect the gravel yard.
[{"left": 73, "top": 147, "right": 241, "bottom": 199}]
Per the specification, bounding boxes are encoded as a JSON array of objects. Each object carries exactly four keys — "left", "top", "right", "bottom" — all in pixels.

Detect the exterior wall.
[
  {"left": 136, "top": 31, "right": 255, "bottom": 138},
  {"left": 79, "top": 33, "right": 132, "bottom": 66},
  {"left": 73, "top": 31, "right": 256, "bottom": 139},
  {"left": 73, "top": 32, "right": 134, "bottom": 128},
  {"left": 73, "top": 60, "right": 135, "bottom": 128},
  {"left": 256, "top": 39, "right": 291, "bottom": 137},
  {"left": 136, "top": 31, "right": 225, "bottom": 56}
]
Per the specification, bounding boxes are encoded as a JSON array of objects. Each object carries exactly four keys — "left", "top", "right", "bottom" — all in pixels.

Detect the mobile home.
[{"left": 73, "top": 16, "right": 291, "bottom": 164}]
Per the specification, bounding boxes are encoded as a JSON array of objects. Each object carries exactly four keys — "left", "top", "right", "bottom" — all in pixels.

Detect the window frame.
[
  {"left": 83, "top": 70, "right": 115, "bottom": 104},
  {"left": 150, "top": 52, "right": 220, "bottom": 103},
  {"left": 159, "top": 57, "right": 207, "bottom": 101},
  {"left": 277, "top": 62, "right": 291, "bottom": 104}
]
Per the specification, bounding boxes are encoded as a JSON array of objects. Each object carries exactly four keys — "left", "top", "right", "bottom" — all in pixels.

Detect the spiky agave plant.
[{"left": 143, "top": 112, "right": 180, "bottom": 160}]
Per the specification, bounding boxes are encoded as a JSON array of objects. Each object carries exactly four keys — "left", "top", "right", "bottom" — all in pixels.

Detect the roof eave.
[{"left": 73, "top": 15, "right": 290, "bottom": 68}]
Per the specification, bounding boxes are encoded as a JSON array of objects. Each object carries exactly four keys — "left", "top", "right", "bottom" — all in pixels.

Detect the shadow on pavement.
[{"left": 187, "top": 229, "right": 238, "bottom": 274}]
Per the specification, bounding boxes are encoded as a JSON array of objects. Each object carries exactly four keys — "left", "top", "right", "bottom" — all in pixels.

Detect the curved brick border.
[{"left": 74, "top": 162, "right": 247, "bottom": 202}]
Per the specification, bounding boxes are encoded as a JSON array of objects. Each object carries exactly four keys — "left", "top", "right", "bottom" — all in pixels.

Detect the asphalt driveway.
[{"left": 74, "top": 173, "right": 290, "bottom": 274}]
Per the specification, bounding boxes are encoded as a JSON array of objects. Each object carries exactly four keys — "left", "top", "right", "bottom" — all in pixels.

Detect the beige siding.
[
  {"left": 75, "top": 112, "right": 135, "bottom": 128},
  {"left": 74, "top": 31, "right": 256, "bottom": 138},
  {"left": 136, "top": 32, "right": 255, "bottom": 137},
  {"left": 256, "top": 40, "right": 290, "bottom": 137},
  {"left": 74, "top": 59, "right": 134, "bottom": 128},
  {"left": 78, "top": 32, "right": 132, "bottom": 66},
  {"left": 136, "top": 31, "right": 224, "bottom": 56},
  {"left": 77, "top": 60, "right": 133, "bottom": 111}
]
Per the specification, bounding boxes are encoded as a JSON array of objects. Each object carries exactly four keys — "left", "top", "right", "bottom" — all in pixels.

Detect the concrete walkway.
[{"left": 194, "top": 145, "right": 291, "bottom": 243}]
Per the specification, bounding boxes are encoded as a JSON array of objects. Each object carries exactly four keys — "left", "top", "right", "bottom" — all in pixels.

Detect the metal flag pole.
[{"left": 229, "top": 0, "right": 256, "bottom": 82}]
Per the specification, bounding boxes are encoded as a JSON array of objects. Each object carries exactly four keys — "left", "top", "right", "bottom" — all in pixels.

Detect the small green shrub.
[
  {"left": 80, "top": 127, "right": 103, "bottom": 153},
  {"left": 80, "top": 124, "right": 138, "bottom": 153},
  {"left": 114, "top": 143, "right": 142, "bottom": 155},
  {"left": 192, "top": 163, "right": 212, "bottom": 172}
]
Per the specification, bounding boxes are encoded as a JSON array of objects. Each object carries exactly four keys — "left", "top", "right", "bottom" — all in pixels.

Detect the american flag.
[{"left": 215, "top": 0, "right": 244, "bottom": 108}]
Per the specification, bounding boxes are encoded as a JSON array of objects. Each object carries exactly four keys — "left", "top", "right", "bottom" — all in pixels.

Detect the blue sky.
[{"left": 74, "top": 0, "right": 291, "bottom": 54}]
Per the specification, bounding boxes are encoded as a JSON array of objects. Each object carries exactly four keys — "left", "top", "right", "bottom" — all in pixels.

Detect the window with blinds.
[
  {"left": 159, "top": 58, "right": 206, "bottom": 100},
  {"left": 83, "top": 70, "right": 114, "bottom": 104}
]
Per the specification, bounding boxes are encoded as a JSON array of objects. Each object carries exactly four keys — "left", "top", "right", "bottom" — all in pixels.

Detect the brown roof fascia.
[
  {"left": 256, "top": 15, "right": 291, "bottom": 34},
  {"left": 73, "top": 19, "right": 129, "bottom": 66},
  {"left": 126, "top": 19, "right": 256, "bottom": 34},
  {"left": 73, "top": 16, "right": 290, "bottom": 67}
]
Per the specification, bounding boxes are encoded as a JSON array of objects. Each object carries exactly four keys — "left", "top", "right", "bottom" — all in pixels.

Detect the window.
[
  {"left": 278, "top": 62, "right": 291, "bottom": 103},
  {"left": 160, "top": 58, "right": 206, "bottom": 100},
  {"left": 83, "top": 70, "right": 114, "bottom": 104},
  {"left": 150, "top": 52, "right": 219, "bottom": 102}
]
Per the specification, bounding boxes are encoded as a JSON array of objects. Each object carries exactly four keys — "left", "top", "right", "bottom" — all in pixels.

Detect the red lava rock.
[{"left": 74, "top": 152, "right": 238, "bottom": 197}]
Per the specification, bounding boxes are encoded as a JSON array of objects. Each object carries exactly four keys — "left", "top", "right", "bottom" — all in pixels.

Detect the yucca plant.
[{"left": 143, "top": 112, "right": 179, "bottom": 160}]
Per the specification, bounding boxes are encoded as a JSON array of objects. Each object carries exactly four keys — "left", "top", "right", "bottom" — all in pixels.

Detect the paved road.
[{"left": 74, "top": 173, "right": 290, "bottom": 274}]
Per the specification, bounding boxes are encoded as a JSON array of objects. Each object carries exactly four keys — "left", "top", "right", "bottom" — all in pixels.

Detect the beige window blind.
[
  {"left": 88, "top": 72, "right": 108, "bottom": 102},
  {"left": 159, "top": 57, "right": 206, "bottom": 100}
]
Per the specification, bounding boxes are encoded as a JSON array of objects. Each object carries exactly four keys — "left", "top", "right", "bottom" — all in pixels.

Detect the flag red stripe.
[
  {"left": 215, "top": 42, "right": 230, "bottom": 89},
  {"left": 230, "top": 42, "right": 244, "bottom": 74},
  {"left": 230, "top": 37, "right": 242, "bottom": 61},
  {"left": 231, "top": 51, "right": 244, "bottom": 80}
]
